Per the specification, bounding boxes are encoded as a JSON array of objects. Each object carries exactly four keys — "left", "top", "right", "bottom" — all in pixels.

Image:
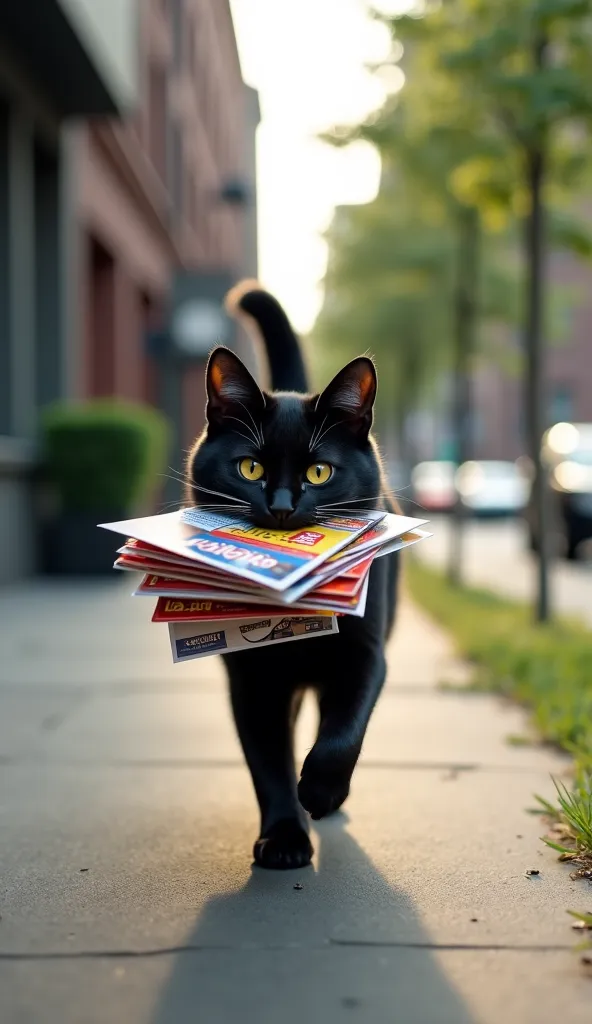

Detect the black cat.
[{"left": 186, "top": 282, "right": 399, "bottom": 870}]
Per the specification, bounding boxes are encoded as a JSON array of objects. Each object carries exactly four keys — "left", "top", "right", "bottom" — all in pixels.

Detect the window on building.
[
  {"left": 171, "top": 0, "right": 184, "bottom": 69},
  {"left": 88, "top": 237, "right": 116, "bottom": 398},
  {"left": 187, "top": 23, "right": 196, "bottom": 77},
  {"left": 148, "top": 62, "right": 167, "bottom": 184},
  {"left": 169, "top": 121, "right": 184, "bottom": 226},
  {"left": 0, "top": 101, "right": 10, "bottom": 434}
]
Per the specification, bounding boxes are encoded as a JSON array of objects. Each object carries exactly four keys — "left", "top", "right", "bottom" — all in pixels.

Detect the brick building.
[
  {"left": 471, "top": 249, "right": 592, "bottom": 461},
  {"left": 0, "top": 0, "right": 139, "bottom": 583},
  {"left": 0, "top": 0, "right": 259, "bottom": 582},
  {"left": 73, "top": 0, "right": 258, "bottom": 450}
]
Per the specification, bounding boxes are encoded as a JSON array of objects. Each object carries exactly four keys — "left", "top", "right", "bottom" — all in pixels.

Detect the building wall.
[
  {"left": 75, "top": 0, "right": 252, "bottom": 445},
  {"left": 0, "top": 0, "right": 257, "bottom": 583},
  {"left": 0, "top": 44, "right": 65, "bottom": 582},
  {"left": 57, "top": 0, "right": 140, "bottom": 111},
  {"left": 473, "top": 251, "right": 592, "bottom": 462}
]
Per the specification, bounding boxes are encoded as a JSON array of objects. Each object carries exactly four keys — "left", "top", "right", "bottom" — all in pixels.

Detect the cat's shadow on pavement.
[{"left": 151, "top": 812, "right": 475, "bottom": 1024}]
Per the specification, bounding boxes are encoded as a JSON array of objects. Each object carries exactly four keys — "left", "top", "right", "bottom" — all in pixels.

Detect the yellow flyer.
[{"left": 99, "top": 507, "right": 387, "bottom": 592}]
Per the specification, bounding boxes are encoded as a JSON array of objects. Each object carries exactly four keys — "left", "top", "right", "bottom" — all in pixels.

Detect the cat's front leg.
[
  {"left": 227, "top": 659, "right": 313, "bottom": 869},
  {"left": 297, "top": 650, "right": 386, "bottom": 820}
]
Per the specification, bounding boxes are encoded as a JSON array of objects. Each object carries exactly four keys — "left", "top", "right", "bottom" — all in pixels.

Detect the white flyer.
[{"left": 169, "top": 613, "right": 339, "bottom": 663}]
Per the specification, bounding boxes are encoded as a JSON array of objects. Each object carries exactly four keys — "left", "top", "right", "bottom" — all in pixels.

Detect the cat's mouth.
[{"left": 252, "top": 509, "right": 315, "bottom": 531}]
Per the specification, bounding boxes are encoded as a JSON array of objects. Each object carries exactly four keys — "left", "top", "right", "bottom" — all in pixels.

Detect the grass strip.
[{"left": 406, "top": 558, "right": 592, "bottom": 867}]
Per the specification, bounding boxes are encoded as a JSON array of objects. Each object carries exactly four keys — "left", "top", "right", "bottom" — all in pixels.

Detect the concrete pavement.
[
  {"left": 1, "top": 575, "right": 590, "bottom": 1023},
  {"left": 417, "top": 515, "right": 592, "bottom": 625}
]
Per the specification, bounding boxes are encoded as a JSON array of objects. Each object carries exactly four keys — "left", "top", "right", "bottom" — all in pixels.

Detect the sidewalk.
[
  {"left": 417, "top": 515, "right": 592, "bottom": 627},
  {"left": 0, "top": 576, "right": 590, "bottom": 1023}
]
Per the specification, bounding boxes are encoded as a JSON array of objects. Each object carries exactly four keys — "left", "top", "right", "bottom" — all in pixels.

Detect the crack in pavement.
[
  {"left": 0, "top": 756, "right": 565, "bottom": 774},
  {"left": 0, "top": 940, "right": 575, "bottom": 961}
]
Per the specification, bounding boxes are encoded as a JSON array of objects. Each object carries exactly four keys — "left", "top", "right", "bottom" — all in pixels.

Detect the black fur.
[
  {"left": 186, "top": 283, "right": 399, "bottom": 870},
  {"left": 227, "top": 283, "right": 309, "bottom": 392}
]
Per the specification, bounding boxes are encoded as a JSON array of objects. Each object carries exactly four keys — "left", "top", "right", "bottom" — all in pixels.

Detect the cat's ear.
[
  {"left": 205, "top": 347, "right": 265, "bottom": 425},
  {"left": 315, "top": 357, "right": 376, "bottom": 438}
]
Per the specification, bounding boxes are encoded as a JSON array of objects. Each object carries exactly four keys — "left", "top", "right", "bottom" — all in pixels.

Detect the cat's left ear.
[
  {"left": 205, "top": 347, "right": 265, "bottom": 426},
  {"left": 315, "top": 357, "right": 376, "bottom": 439}
]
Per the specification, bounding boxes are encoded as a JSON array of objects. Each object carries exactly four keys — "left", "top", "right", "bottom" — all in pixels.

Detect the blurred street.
[
  {"left": 417, "top": 516, "right": 592, "bottom": 626},
  {"left": 1, "top": 575, "right": 590, "bottom": 1024}
]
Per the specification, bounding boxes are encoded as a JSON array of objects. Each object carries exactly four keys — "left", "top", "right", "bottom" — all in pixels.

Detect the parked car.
[
  {"left": 411, "top": 461, "right": 456, "bottom": 513},
  {"left": 455, "top": 460, "right": 529, "bottom": 517},
  {"left": 527, "top": 421, "right": 592, "bottom": 560}
]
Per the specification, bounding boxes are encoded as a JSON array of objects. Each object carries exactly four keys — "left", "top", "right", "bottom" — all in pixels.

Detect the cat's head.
[{"left": 186, "top": 347, "right": 381, "bottom": 530}]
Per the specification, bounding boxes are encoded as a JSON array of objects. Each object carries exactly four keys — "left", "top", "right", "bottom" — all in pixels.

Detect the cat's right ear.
[{"left": 205, "top": 347, "right": 265, "bottom": 426}]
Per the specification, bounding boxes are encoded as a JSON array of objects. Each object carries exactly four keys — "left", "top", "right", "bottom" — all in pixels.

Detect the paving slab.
[
  {"left": 0, "top": 577, "right": 466, "bottom": 693},
  {"left": 12, "top": 685, "right": 567, "bottom": 773},
  {"left": 0, "top": 763, "right": 584, "bottom": 954},
  {"left": 2, "top": 949, "right": 591, "bottom": 1024},
  {"left": 1, "top": 577, "right": 590, "bottom": 1024},
  {"left": 416, "top": 516, "right": 592, "bottom": 628}
]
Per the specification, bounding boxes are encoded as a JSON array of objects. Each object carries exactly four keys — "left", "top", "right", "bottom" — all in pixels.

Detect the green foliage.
[
  {"left": 543, "top": 777, "right": 592, "bottom": 854},
  {"left": 440, "top": 0, "right": 592, "bottom": 146},
  {"left": 42, "top": 399, "right": 171, "bottom": 514},
  {"left": 315, "top": 0, "right": 592, "bottom": 483},
  {"left": 406, "top": 559, "right": 592, "bottom": 774},
  {"left": 313, "top": 192, "right": 456, "bottom": 411}
]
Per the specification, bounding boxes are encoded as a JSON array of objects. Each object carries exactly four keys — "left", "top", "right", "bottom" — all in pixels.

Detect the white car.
[
  {"left": 411, "top": 461, "right": 456, "bottom": 513},
  {"left": 456, "top": 461, "right": 529, "bottom": 517}
]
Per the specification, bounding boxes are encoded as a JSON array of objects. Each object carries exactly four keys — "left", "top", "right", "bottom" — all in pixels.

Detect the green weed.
[{"left": 407, "top": 560, "right": 592, "bottom": 862}]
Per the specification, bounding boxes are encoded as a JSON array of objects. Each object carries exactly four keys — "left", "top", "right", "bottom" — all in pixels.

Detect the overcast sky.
[{"left": 230, "top": 0, "right": 409, "bottom": 333}]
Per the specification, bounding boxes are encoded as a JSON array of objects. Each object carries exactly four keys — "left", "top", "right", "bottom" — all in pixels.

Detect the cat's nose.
[{"left": 269, "top": 488, "right": 295, "bottom": 524}]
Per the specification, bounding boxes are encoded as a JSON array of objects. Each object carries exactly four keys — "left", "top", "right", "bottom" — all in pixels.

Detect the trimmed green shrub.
[{"left": 42, "top": 399, "right": 171, "bottom": 513}]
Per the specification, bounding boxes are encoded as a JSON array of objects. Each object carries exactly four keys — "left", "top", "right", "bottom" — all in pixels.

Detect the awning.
[{"left": 0, "top": 1, "right": 136, "bottom": 117}]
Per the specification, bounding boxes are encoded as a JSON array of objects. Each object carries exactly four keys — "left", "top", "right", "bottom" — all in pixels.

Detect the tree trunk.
[
  {"left": 523, "top": 30, "right": 551, "bottom": 624},
  {"left": 448, "top": 206, "right": 479, "bottom": 585},
  {"left": 524, "top": 142, "right": 550, "bottom": 622}
]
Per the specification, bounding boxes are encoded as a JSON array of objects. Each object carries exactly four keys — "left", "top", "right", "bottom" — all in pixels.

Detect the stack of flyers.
[{"left": 99, "top": 507, "right": 431, "bottom": 663}]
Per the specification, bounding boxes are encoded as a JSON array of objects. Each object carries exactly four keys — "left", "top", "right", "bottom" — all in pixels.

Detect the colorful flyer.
[
  {"left": 152, "top": 597, "right": 335, "bottom": 623},
  {"left": 168, "top": 614, "right": 339, "bottom": 663},
  {"left": 99, "top": 507, "right": 386, "bottom": 591},
  {"left": 133, "top": 572, "right": 369, "bottom": 616},
  {"left": 134, "top": 574, "right": 271, "bottom": 604},
  {"left": 373, "top": 528, "right": 433, "bottom": 559}
]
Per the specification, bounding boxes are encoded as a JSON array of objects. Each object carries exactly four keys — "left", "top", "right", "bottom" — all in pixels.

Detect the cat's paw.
[
  {"left": 298, "top": 772, "right": 350, "bottom": 821},
  {"left": 253, "top": 818, "right": 313, "bottom": 870}
]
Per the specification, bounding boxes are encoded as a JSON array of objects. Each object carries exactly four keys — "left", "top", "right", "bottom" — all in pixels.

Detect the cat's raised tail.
[{"left": 225, "top": 280, "right": 309, "bottom": 394}]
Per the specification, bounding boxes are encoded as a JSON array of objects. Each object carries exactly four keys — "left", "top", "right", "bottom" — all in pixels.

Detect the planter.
[{"left": 41, "top": 511, "right": 126, "bottom": 576}]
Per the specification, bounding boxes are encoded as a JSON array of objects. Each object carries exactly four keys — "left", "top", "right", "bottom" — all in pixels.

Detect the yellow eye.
[
  {"left": 305, "top": 462, "right": 333, "bottom": 485},
  {"left": 238, "top": 458, "right": 265, "bottom": 481}
]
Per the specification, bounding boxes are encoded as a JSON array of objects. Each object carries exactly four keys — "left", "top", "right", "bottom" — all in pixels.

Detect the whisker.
[
  {"left": 237, "top": 402, "right": 265, "bottom": 448},
  {"left": 389, "top": 496, "right": 428, "bottom": 512},
  {"left": 232, "top": 429, "right": 258, "bottom": 447},
  {"left": 191, "top": 483, "right": 253, "bottom": 505},
  {"left": 316, "top": 495, "right": 387, "bottom": 508},
  {"left": 225, "top": 415, "right": 260, "bottom": 448},
  {"left": 317, "top": 491, "right": 428, "bottom": 514},
  {"left": 315, "top": 507, "right": 377, "bottom": 514},
  {"left": 159, "top": 466, "right": 187, "bottom": 483},
  {"left": 310, "top": 419, "right": 344, "bottom": 450},
  {"left": 309, "top": 414, "right": 327, "bottom": 452},
  {"left": 193, "top": 504, "right": 250, "bottom": 510},
  {"left": 156, "top": 500, "right": 184, "bottom": 512},
  {"left": 158, "top": 473, "right": 190, "bottom": 488}
]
